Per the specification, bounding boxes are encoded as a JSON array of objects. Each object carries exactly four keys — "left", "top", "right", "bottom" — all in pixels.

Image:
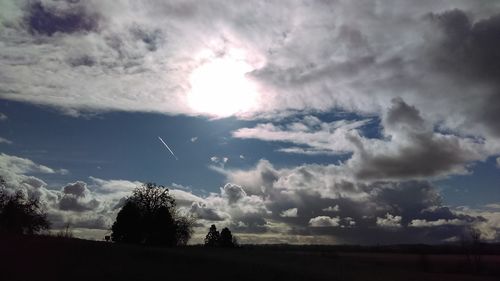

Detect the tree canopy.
[
  {"left": 111, "top": 182, "right": 193, "bottom": 246},
  {"left": 0, "top": 177, "right": 50, "bottom": 235}
]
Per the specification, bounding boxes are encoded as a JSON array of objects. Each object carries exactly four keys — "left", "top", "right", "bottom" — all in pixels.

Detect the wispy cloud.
[{"left": 0, "top": 137, "right": 12, "bottom": 144}]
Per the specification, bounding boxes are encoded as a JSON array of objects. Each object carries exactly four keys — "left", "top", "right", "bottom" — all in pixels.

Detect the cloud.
[
  {"left": 190, "top": 136, "right": 198, "bottom": 142},
  {"left": 323, "top": 205, "right": 340, "bottom": 212},
  {"left": 426, "top": 9, "right": 500, "bottom": 138},
  {"left": 346, "top": 99, "right": 488, "bottom": 181},
  {"left": 485, "top": 203, "right": 500, "bottom": 210},
  {"left": 0, "top": 113, "right": 7, "bottom": 121},
  {"left": 26, "top": 1, "right": 99, "bottom": 36},
  {"left": 0, "top": 153, "right": 65, "bottom": 175},
  {"left": 211, "top": 159, "right": 495, "bottom": 243},
  {"left": 232, "top": 97, "right": 491, "bottom": 182},
  {"left": 1, "top": 152, "right": 498, "bottom": 243},
  {"left": 409, "top": 219, "right": 467, "bottom": 228},
  {"left": 59, "top": 196, "right": 100, "bottom": 212},
  {"left": 0, "top": 137, "right": 12, "bottom": 144},
  {"left": 376, "top": 213, "right": 402, "bottom": 228},
  {"left": 232, "top": 116, "right": 370, "bottom": 155},
  {"left": 189, "top": 202, "right": 226, "bottom": 221},
  {"left": 280, "top": 208, "right": 298, "bottom": 218},
  {"left": 222, "top": 183, "right": 246, "bottom": 204},
  {"left": 0, "top": 1, "right": 495, "bottom": 131},
  {"left": 309, "top": 216, "right": 340, "bottom": 227},
  {"left": 62, "top": 181, "right": 88, "bottom": 197},
  {"left": 210, "top": 156, "right": 229, "bottom": 168},
  {"left": 3, "top": 2, "right": 500, "bottom": 219}
]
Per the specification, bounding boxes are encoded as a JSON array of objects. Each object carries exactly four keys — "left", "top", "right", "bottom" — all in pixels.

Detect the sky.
[{"left": 1, "top": 0, "right": 500, "bottom": 244}]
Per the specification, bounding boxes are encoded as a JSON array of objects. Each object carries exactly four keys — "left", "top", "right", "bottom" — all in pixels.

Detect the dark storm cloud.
[
  {"left": 428, "top": 10, "right": 500, "bottom": 137},
  {"left": 350, "top": 99, "right": 483, "bottom": 180},
  {"left": 213, "top": 160, "right": 490, "bottom": 243},
  {"left": 352, "top": 133, "right": 475, "bottom": 180},
  {"left": 26, "top": 1, "right": 99, "bottom": 36},
  {"left": 384, "top": 98, "right": 425, "bottom": 131},
  {"left": 287, "top": 181, "right": 483, "bottom": 244},
  {"left": 430, "top": 9, "right": 500, "bottom": 80}
]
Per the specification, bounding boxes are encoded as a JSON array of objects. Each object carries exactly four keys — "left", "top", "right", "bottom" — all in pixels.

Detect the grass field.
[{"left": 1, "top": 235, "right": 499, "bottom": 281}]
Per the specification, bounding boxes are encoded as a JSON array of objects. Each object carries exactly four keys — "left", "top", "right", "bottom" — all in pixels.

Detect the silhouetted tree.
[
  {"left": 470, "top": 228, "right": 483, "bottom": 272},
  {"left": 0, "top": 178, "right": 50, "bottom": 235},
  {"left": 176, "top": 216, "right": 195, "bottom": 246},
  {"left": 461, "top": 227, "right": 484, "bottom": 272},
  {"left": 204, "top": 224, "right": 220, "bottom": 247},
  {"left": 219, "top": 227, "right": 235, "bottom": 247},
  {"left": 204, "top": 225, "right": 238, "bottom": 247},
  {"left": 111, "top": 182, "right": 194, "bottom": 246},
  {"left": 111, "top": 201, "right": 142, "bottom": 243},
  {"left": 56, "top": 222, "right": 74, "bottom": 238}
]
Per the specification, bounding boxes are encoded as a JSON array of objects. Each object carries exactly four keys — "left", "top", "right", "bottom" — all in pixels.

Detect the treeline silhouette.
[{"left": 1, "top": 177, "right": 244, "bottom": 249}]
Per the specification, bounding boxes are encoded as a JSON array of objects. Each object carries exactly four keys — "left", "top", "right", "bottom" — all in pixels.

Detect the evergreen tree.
[
  {"left": 204, "top": 224, "right": 220, "bottom": 247},
  {"left": 219, "top": 227, "right": 235, "bottom": 247}
]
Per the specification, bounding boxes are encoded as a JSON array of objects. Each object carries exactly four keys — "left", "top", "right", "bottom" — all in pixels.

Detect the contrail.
[{"left": 158, "top": 136, "right": 178, "bottom": 160}]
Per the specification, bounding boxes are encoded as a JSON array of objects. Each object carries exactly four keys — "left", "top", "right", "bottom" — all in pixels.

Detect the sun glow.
[{"left": 188, "top": 51, "right": 259, "bottom": 118}]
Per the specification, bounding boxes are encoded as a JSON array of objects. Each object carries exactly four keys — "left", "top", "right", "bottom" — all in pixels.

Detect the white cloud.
[
  {"left": 309, "top": 216, "right": 340, "bottom": 227},
  {"left": 232, "top": 117, "right": 370, "bottom": 155},
  {"left": 0, "top": 153, "right": 63, "bottom": 182},
  {"left": 409, "top": 219, "right": 467, "bottom": 228},
  {"left": 376, "top": 213, "right": 402, "bottom": 228},
  {"left": 210, "top": 155, "right": 229, "bottom": 168},
  {"left": 280, "top": 208, "right": 298, "bottom": 218},
  {"left": 0, "top": 0, "right": 498, "bottom": 141},
  {"left": 190, "top": 137, "right": 198, "bottom": 142},
  {"left": 323, "top": 205, "right": 340, "bottom": 212},
  {"left": 485, "top": 203, "right": 500, "bottom": 210}
]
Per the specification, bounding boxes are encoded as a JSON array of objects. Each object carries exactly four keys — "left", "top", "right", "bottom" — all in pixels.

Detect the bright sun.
[{"left": 187, "top": 52, "right": 259, "bottom": 117}]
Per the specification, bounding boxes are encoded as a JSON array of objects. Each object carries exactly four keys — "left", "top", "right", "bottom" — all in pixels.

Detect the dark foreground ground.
[{"left": 1, "top": 236, "right": 500, "bottom": 281}]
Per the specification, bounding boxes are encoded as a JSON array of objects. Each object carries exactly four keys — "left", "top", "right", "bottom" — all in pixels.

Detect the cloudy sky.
[{"left": 1, "top": 0, "right": 500, "bottom": 244}]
